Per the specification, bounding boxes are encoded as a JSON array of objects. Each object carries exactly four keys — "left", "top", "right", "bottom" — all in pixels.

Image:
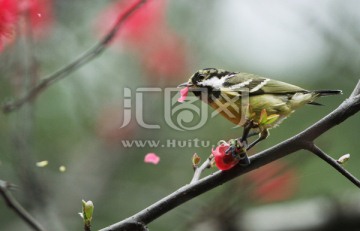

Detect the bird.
[{"left": 178, "top": 68, "right": 342, "bottom": 162}]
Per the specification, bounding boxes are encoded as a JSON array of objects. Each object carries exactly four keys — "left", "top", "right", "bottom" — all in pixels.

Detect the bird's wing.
[{"left": 223, "top": 72, "right": 308, "bottom": 95}]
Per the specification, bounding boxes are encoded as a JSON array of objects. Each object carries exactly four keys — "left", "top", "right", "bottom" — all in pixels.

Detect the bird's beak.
[{"left": 177, "top": 82, "right": 193, "bottom": 88}]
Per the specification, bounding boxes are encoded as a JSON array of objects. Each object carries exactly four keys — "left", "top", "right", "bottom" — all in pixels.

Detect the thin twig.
[
  {"left": 190, "top": 155, "right": 213, "bottom": 184},
  {"left": 305, "top": 143, "right": 360, "bottom": 188},
  {"left": 99, "top": 82, "right": 360, "bottom": 231},
  {"left": 2, "top": 0, "right": 147, "bottom": 114},
  {"left": 0, "top": 180, "right": 46, "bottom": 231}
]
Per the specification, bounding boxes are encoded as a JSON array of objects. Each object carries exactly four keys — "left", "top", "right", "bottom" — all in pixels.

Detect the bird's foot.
[{"left": 225, "top": 139, "right": 250, "bottom": 166}]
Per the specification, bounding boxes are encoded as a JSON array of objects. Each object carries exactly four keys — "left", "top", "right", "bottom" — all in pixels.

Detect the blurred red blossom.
[
  {"left": 212, "top": 143, "right": 240, "bottom": 171},
  {"left": 96, "top": 0, "right": 166, "bottom": 46},
  {"left": 0, "top": 0, "right": 53, "bottom": 51},
  {"left": 19, "top": 0, "right": 54, "bottom": 38},
  {"left": 245, "top": 162, "right": 298, "bottom": 203},
  {"left": 143, "top": 37, "right": 188, "bottom": 80},
  {"left": 144, "top": 153, "right": 160, "bottom": 165},
  {"left": 95, "top": 0, "right": 189, "bottom": 81},
  {"left": 0, "top": 0, "right": 18, "bottom": 51},
  {"left": 178, "top": 86, "right": 189, "bottom": 103}
]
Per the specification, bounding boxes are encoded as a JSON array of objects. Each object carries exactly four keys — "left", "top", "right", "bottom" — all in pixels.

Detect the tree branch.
[
  {"left": 0, "top": 180, "right": 45, "bottom": 231},
  {"left": 190, "top": 155, "right": 213, "bottom": 184},
  {"left": 305, "top": 143, "right": 360, "bottom": 187},
  {"left": 2, "top": 0, "right": 146, "bottom": 114},
  {"left": 99, "top": 80, "right": 360, "bottom": 231},
  {"left": 350, "top": 80, "right": 360, "bottom": 98}
]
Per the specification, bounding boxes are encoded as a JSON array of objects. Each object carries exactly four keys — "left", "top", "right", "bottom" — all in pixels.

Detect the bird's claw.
[{"left": 225, "top": 139, "right": 250, "bottom": 166}]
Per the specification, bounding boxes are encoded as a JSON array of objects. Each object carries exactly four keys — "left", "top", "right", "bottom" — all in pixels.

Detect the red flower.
[
  {"left": 178, "top": 86, "right": 189, "bottom": 103},
  {"left": 19, "top": 0, "right": 53, "bottom": 38},
  {"left": 95, "top": 0, "right": 189, "bottom": 81},
  {"left": 95, "top": 0, "right": 166, "bottom": 46},
  {"left": 0, "top": 0, "right": 18, "bottom": 51},
  {"left": 246, "top": 162, "right": 298, "bottom": 202},
  {"left": 253, "top": 170, "right": 296, "bottom": 202},
  {"left": 212, "top": 143, "right": 239, "bottom": 171},
  {"left": 144, "top": 153, "right": 160, "bottom": 165},
  {"left": 142, "top": 36, "right": 188, "bottom": 78},
  {"left": 0, "top": 0, "right": 53, "bottom": 51}
]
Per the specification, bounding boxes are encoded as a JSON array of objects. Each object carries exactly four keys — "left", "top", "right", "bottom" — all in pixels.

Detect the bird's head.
[{"left": 178, "top": 68, "right": 231, "bottom": 90}]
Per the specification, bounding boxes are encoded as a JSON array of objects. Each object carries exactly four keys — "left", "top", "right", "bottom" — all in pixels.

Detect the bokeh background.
[{"left": 1, "top": 0, "right": 360, "bottom": 230}]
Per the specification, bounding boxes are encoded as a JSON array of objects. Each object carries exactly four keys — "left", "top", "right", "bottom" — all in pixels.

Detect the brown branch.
[
  {"left": 305, "top": 143, "right": 360, "bottom": 187},
  {"left": 99, "top": 80, "right": 360, "bottom": 231},
  {"left": 2, "top": 0, "right": 147, "bottom": 114},
  {"left": 0, "top": 180, "right": 45, "bottom": 231}
]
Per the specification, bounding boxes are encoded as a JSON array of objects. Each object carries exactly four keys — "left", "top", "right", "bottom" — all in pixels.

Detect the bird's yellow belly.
[
  {"left": 209, "top": 100, "right": 244, "bottom": 125},
  {"left": 208, "top": 94, "right": 294, "bottom": 128}
]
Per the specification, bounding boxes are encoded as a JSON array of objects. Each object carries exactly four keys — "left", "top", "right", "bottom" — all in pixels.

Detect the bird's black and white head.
[{"left": 178, "top": 68, "right": 232, "bottom": 90}]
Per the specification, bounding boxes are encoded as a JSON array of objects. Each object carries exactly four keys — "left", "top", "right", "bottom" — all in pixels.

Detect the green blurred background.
[{"left": 1, "top": 0, "right": 360, "bottom": 230}]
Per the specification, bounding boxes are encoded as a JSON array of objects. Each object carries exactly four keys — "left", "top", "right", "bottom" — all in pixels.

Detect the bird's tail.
[{"left": 313, "top": 89, "right": 342, "bottom": 96}]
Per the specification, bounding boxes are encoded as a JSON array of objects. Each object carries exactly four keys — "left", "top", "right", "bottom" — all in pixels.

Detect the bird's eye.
[{"left": 192, "top": 73, "right": 206, "bottom": 84}]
